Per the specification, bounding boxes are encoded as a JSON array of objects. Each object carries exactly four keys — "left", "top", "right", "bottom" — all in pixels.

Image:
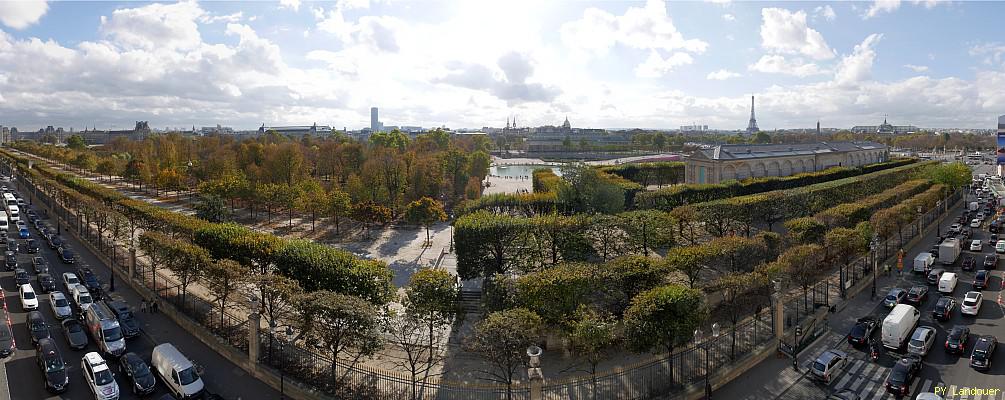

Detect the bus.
[
  {"left": 967, "top": 153, "right": 984, "bottom": 164},
  {"left": 7, "top": 204, "right": 19, "bottom": 222},
  {"left": 2, "top": 193, "right": 15, "bottom": 207}
]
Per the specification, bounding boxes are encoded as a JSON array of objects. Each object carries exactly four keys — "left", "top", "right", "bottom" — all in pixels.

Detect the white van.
[
  {"left": 151, "top": 343, "right": 206, "bottom": 399},
  {"left": 882, "top": 304, "right": 920, "bottom": 350},
  {"left": 913, "top": 253, "right": 934, "bottom": 273},
  {"left": 938, "top": 272, "right": 958, "bottom": 294},
  {"left": 0, "top": 214, "right": 8, "bottom": 231},
  {"left": 7, "top": 204, "right": 19, "bottom": 222}
]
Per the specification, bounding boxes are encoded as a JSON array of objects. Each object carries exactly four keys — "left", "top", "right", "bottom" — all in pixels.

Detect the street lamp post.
[
  {"left": 870, "top": 235, "right": 880, "bottom": 299},
  {"left": 917, "top": 206, "right": 924, "bottom": 238},
  {"left": 695, "top": 323, "right": 720, "bottom": 399}
]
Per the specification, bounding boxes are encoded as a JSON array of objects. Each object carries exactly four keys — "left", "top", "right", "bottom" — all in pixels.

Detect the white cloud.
[
  {"left": 100, "top": 1, "right": 204, "bottom": 50},
  {"left": 200, "top": 12, "right": 243, "bottom": 24},
  {"left": 748, "top": 55, "right": 826, "bottom": 77},
  {"left": 279, "top": 0, "right": 301, "bottom": 11},
  {"left": 315, "top": 7, "right": 401, "bottom": 53},
  {"left": 706, "top": 69, "right": 741, "bottom": 80},
  {"left": 560, "top": 0, "right": 708, "bottom": 56},
  {"left": 969, "top": 42, "right": 1005, "bottom": 67},
  {"left": 834, "top": 33, "right": 883, "bottom": 86},
  {"left": 814, "top": 5, "right": 837, "bottom": 21},
  {"left": 760, "top": 8, "right": 835, "bottom": 60},
  {"left": 722, "top": 14, "right": 735, "bottom": 21},
  {"left": 912, "top": 0, "right": 942, "bottom": 9},
  {"left": 635, "top": 51, "right": 694, "bottom": 78},
  {"left": 904, "top": 64, "right": 929, "bottom": 72},
  {"left": 705, "top": 0, "right": 731, "bottom": 5},
  {"left": 864, "top": 0, "right": 901, "bottom": 19},
  {"left": 0, "top": 0, "right": 48, "bottom": 30}
]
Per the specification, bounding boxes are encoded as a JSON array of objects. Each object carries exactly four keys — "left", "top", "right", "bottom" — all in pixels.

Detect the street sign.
[{"left": 795, "top": 327, "right": 802, "bottom": 336}]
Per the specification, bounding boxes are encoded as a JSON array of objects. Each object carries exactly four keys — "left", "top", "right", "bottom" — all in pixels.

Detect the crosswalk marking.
[{"left": 850, "top": 363, "right": 877, "bottom": 391}]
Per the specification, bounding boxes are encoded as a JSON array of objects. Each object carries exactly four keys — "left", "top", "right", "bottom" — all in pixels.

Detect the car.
[
  {"left": 62, "top": 272, "right": 80, "bottom": 293},
  {"left": 978, "top": 212, "right": 987, "bottom": 220},
  {"left": 962, "top": 255, "right": 977, "bottom": 271},
  {"left": 997, "top": 240, "right": 1005, "bottom": 254},
  {"left": 905, "top": 286, "right": 929, "bottom": 305},
  {"left": 59, "top": 247, "right": 74, "bottom": 264},
  {"left": 810, "top": 349, "right": 847, "bottom": 383},
  {"left": 24, "top": 238, "right": 38, "bottom": 253},
  {"left": 971, "top": 218, "right": 982, "bottom": 228},
  {"left": 62, "top": 319, "right": 88, "bottom": 350},
  {"left": 928, "top": 243, "right": 940, "bottom": 257},
  {"left": 71, "top": 285, "right": 94, "bottom": 313},
  {"left": 6, "top": 239, "right": 16, "bottom": 252},
  {"left": 31, "top": 256, "right": 47, "bottom": 274},
  {"left": 3, "top": 251, "right": 14, "bottom": 271},
  {"left": 885, "top": 355, "right": 922, "bottom": 396},
  {"left": 49, "top": 292, "right": 72, "bottom": 319},
  {"left": 883, "top": 288, "right": 907, "bottom": 308},
  {"left": 946, "top": 325, "right": 970, "bottom": 354},
  {"left": 47, "top": 234, "right": 63, "bottom": 249},
  {"left": 119, "top": 352, "right": 157, "bottom": 395},
  {"left": 19, "top": 283, "right": 38, "bottom": 310},
  {"left": 974, "top": 270, "right": 991, "bottom": 290},
  {"left": 77, "top": 267, "right": 101, "bottom": 295},
  {"left": 25, "top": 210, "right": 37, "bottom": 224},
  {"left": 36, "top": 338, "right": 68, "bottom": 393},
  {"left": 18, "top": 227, "right": 29, "bottom": 239},
  {"left": 933, "top": 296, "right": 956, "bottom": 321},
  {"left": 14, "top": 268, "right": 29, "bottom": 286},
  {"left": 81, "top": 352, "right": 119, "bottom": 400},
  {"left": 37, "top": 273, "right": 56, "bottom": 293},
  {"left": 949, "top": 223, "right": 962, "bottom": 234},
  {"left": 962, "top": 291, "right": 983, "bottom": 316},
  {"left": 104, "top": 300, "right": 140, "bottom": 339},
  {"left": 993, "top": 221, "right": 1001, "bottom": 234},
  {"left": 927, "top": 268, "right": 946, "bottom": 285},
  {"left": 970, "top": 335, "right": 997, "bottom": 371},
  {"left": 960, "top": 227, "right": 973, "bottom": 240},
  {"left": 908, "top": 326, "right": 937, "bottom": 356},
  {"left": 847, "top": 316, "right": 878, "bottom": 346},
  {"left": 989, "top": 234, "right": 999, "bottom": 246},
  {"left": 984, "top": 254, "right": 998, "bottom": 269},
  {"left": 27, "top": 310, "right": 49, "bottom": 345},
  {"left": 0, "top": 310, "right": 13, "bottom": 358}
]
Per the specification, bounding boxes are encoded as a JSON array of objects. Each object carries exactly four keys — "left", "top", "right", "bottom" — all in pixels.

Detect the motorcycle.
[{"left": 870, "top": 342, "right": 881, "bottom": 362}]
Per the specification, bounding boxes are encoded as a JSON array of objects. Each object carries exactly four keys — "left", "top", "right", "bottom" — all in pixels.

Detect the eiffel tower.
[{"left": 746, "top": 95, "right": 759, "bottom": 135}]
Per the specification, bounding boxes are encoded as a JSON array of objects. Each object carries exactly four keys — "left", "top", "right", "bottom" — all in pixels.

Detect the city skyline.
[{"left": 2, "top": 1, "right": 1005, "bottom": 130}]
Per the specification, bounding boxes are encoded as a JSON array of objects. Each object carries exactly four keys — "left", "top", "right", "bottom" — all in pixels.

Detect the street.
[
  {"left": 717, "top": 163, "right": 1005, "bottom": 400},
  {"left": 0, "top": 177, "right": 279, "bottom": 399}
]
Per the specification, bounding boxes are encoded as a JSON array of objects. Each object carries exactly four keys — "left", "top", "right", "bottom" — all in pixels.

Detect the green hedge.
[
  {"left": 596, "top": 162, "right": 685, "bottom": 188},
  {"left": 532, "top": 169, "right": 562, "bottom": 193}
]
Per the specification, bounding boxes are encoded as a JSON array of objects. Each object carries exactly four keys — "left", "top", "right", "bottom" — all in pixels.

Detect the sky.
[{"left": 1, "top": 0, "right": 1005, "bottom": 131}]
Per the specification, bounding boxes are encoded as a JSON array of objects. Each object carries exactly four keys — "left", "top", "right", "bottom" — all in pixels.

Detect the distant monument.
[{"left": 746, "top": 96, "right": 759, "bottom": 135}]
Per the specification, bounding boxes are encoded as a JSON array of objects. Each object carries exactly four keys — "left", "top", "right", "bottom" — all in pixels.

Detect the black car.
[
  {"left": 119, "top": 352, "right": 157, "bottom": 395},
  {"left": 934, "top": 296, "right": 956, "bottom": 320},
  {"left": 36, "top": 338, "right": 68, "bottom": 393},
  {"left": 985, "top": 254, "right": 998, "bottom": 270},
  {"left": 104, "top": 300, "right": 140, "bottom": 339},
  {"left": 989, "top": 234, "right": 999, "bottom": 246},
  {"left": 36, "top": 273, "right": 55, "bottom": 293},
  {"left": 77, "top": 267, "right": 101, "bottom": 294},
  {"left": 3, "top": 251, "right": 14, "bottom": 271},
  {"left": 27, "top": 311, "right": 49, "bottom": 345},
  {"left": 60, "top": 319, "right": 87, "bottom": 350},
  {"left": 927, "top": 268, "right": 946, "bottom": 285},
  {"left": 0, "top": 310, "right": 13, "bottom": 358},
  {"left": 24, "top": 239, "right": 38, "bottom": 254},
  {"left": 31, "top": 256, "right": 47, "bottom": 274},
  {"left": 992, "top": 221, "right": 1000, "bottom": 233},
  {"left": 13, "top": 268, "right": 29, "bottom": 286},
  {"left": 946, "top": 325, "right": 970, "bottom": 354},
  {"left": 970, "top": 335, "right": 998, "bottom": 371},
  {"left": 974, "top": 270, "right": 991, "bottom": 290},
  {"left": 25, "top": 210, "right": 36, "bottom": 223},
  {"left": 885, "top": 355, "right": 921, "bottom": 396},
  {"left": 46, "top": 235, "right": 62, "bottom": 249},
  {"left": 928, "top": 244, "right": 940, "bottom": 257},
  {"left": 5, "top": 239, "right": 16, "bottom": 253},
  {"left": 962, "top": 255, "right": 977, "bottom": 271},
  {"left": 847, "top": 316, "right": 877, "bottom": 346},
  {"left": 59, "top": 247, "right": 74, "bottom": 264},
  {"left": 905, "top": 286, "right": 929, "bottom": 305}
]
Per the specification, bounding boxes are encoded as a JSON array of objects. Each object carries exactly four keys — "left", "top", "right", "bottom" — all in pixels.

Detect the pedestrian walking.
[
  {"left": 150, "top": 300, "right": 158, "bottom": 314},
  {"left": 140, "top": 299, "right": 148, "bottom": 313}
]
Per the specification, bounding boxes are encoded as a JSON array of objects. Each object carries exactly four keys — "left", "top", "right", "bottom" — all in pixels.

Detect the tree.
[
  {"left": 709, "top": 272, "right": 756, "bottom": 360},
  {"left": 784, "top": 217, "right": 827, "bottom": 245},
  {"left": 66, "top": 134, "right": 86, "bottom": 150},
  {"left": 194, "top": 194, "right": 229, "bottom": 223},
  {"left": 404, "top": 197, "right": 448, "bottom": 245},
  {"left": 72, "top": 153, "right": 97, "bottom": 171},
  {"left": 248, "top": 273, "right": 304, "bottom": 333},
  {"left": 779, "top": 244, "right": 825, "bottom": 312},
  {"left": 95, "top": 158, "right": 122, "bottom": 182},
  {"left": 303, "top": 291, "right": 384, "bottom": 388},
  {"left": 825, "top": 227, "right": 866, "bottom": 295},
  {"left": 328, "top": 189, "right": 352, "bottom": 235},
  {"left": 164, "top": 240, "right": 211, "bottom": 308},
  {"left": 203, "top": 259, "right": 250, "bottom": 327},
  {"left": 352, "top": 201, "right": 392, "bottom": 239},
  {"left": 623, "top": 284, "right": 706, "bottom": 386},
  {"left": 664, "top": 246, "right": 709, "bottom": 288},
  {"left": 296, "top": 180, "right": 328, "bottom": 232},
  {"left": 567, "top": 306, "right": 620, "bottom": 397},
  {"left": 468, "top": 150, "right": 491, "bottom": 179},
  {"left": 463, "top": 308, "right": 543, "bottom": 398}
]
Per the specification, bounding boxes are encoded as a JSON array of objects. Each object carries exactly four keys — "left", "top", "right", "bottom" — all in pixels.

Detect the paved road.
[
  {"left": 718, "top": 164, "right": 1005, "bottom": 400},
  {"left": 0, "top": 179, "right": 279, "bottom": 399}
]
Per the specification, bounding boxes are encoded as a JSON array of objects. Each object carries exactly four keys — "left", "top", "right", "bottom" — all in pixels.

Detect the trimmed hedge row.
[
  {"left": 596, "top": 162, "right": 685, "bottom": 188},
  {"left": 634, "top": 158, "right": 918, "bottom": 211},
  {"left": 532, "top": 169, "right": 562, "bottom": 193}
]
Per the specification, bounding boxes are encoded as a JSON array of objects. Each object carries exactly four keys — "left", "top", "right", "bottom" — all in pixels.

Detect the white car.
[
  {"left": 61, "top": 272, "right": 80, "bottom": 293},
  {"left": 971, "top": 240, "right": 983, "bottom": 251},
  {"left": 977, "top": 212, "right": 987, "bottom": 220},
  {"left": 907, "top": 326, "right": 936, "bottom": 356},
  {"left": 997, "top": 240, "right": 1005, "bottom": 254},
  {"left": 971, "top": 218, "right": 982, "bottom": 228},
  {"left": 71, "top": 285, "right": 93, "bottom": 312},
  {"left": 81, "top": 352, "right": 119, "bottom": 400},
  {"left": 14, "top": 220, "right": 26, "bottom": 229},
  {"left": 962, "top": 291, "right": 983, "bottom": 316},
  {"left": 49, "top": 291, "right": 72, "bottom": 319},
  {"left": 19, "top": 284, "right": 38, "bottom": 310}
]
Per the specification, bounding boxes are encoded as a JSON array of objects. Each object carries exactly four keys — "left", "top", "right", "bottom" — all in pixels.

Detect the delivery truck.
[{"left": 939, "top": 238, "right": 961, "bottom": 265}]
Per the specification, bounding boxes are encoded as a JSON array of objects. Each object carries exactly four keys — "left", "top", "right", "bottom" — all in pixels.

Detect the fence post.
[
  {"left": 129, "top": 248, "right": 136, "bottom": 280},
  {"left": 248, "top": 312, "right": 261, "bottom": 370},
  {"left": 772, "top": 280, "right": 784, "bottom": 344}
]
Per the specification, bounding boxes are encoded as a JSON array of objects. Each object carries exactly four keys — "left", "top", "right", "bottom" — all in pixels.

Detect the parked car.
[
  {"left": 933, "top": 296, "right": 956, "bottom": 321},
  {"left": 927, "top": 268, "right": 945, "bottom": 285},
  {"left": 14, "top": 268, "right": 29, "bottom": 286},
  {"left": 119, "top": 352, "right": 157, "bottom": 395},
  {"left": 36, "top": 338, "right": 68, "bottom": 393},
  {"left": 970, "top": 335, "right": 998, "bottom": 371},
  {"left": 62, "top": 319, "right": 88, "bottom": 350},
  {"left": 974, "top": 270, "right": 991, "bottom": 290},
  {"left": 984, "top": 254, "right": 998, "bottom": 270},
  {"left": 990, "top": 234, "right": 999, "bottom": 246},
  {"left": 907, "top": 326, "right": 937, "bottom": 356},
  {"left": 6, "top": 239, "right": 16, "bottom": 253},
  {"left": 77, "top": 267, "right": 101, "bottom": 295},
  {"left": 971, "top": 219, "right": 982, "bottom": 228},
  {"left": 810, "top": 350, "right": 847, "bottom": 383},
  {"left": 905, "top": 286, "right": 929, "bottom": 305},
  {"left": 962, "top": 291, "right": 983, "bottom": 316},
  {"left": 0, "top": 310, "right": 13, "bottom": 358},
  {"left": 37, "top": 273, "right": 56, "bottom": 293},
  {"left": 49, "top": 292, "right": 72, "bottom": 320},
  {"left": 20, "top": 283, "right": 38, "bottom": 310},
  {"left": 25, "top": 210, "right": 37, "bottom": 224},
  {"left": 883, "top": 289, "right": 907, "bottom": 308},
  {"left": 81, "top": 352, "right": 119, "bottom": 400},
  {"left": 885, "top": 355, "right": 922, "bottom": 396},
  {"left": 61, "top": 272, "right": 80, "bottom": 293},
  {"left": 27, "top": 310, "right": 50, "bottom": 345},
  {"left": 962, "top": 255, "right": 977, "bottom": 271},
  {"left": 946, "top": 325, "right": 970, "bottom": 354},
  {"left": 847, "top": 316, "right": 877, "bottom": 346}
]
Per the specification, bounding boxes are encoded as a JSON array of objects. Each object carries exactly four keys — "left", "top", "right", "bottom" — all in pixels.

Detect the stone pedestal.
[
  {"left": 128, "top": 248, "right": 136, "bottom": 280},
  {"left": 248, "top": 312, "right": 261, "bottom": 369}
]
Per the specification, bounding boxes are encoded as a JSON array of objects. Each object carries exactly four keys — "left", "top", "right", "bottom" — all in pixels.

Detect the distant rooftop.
[{"left": 699, "top": 141, "right": 887, "bottom": 160}]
